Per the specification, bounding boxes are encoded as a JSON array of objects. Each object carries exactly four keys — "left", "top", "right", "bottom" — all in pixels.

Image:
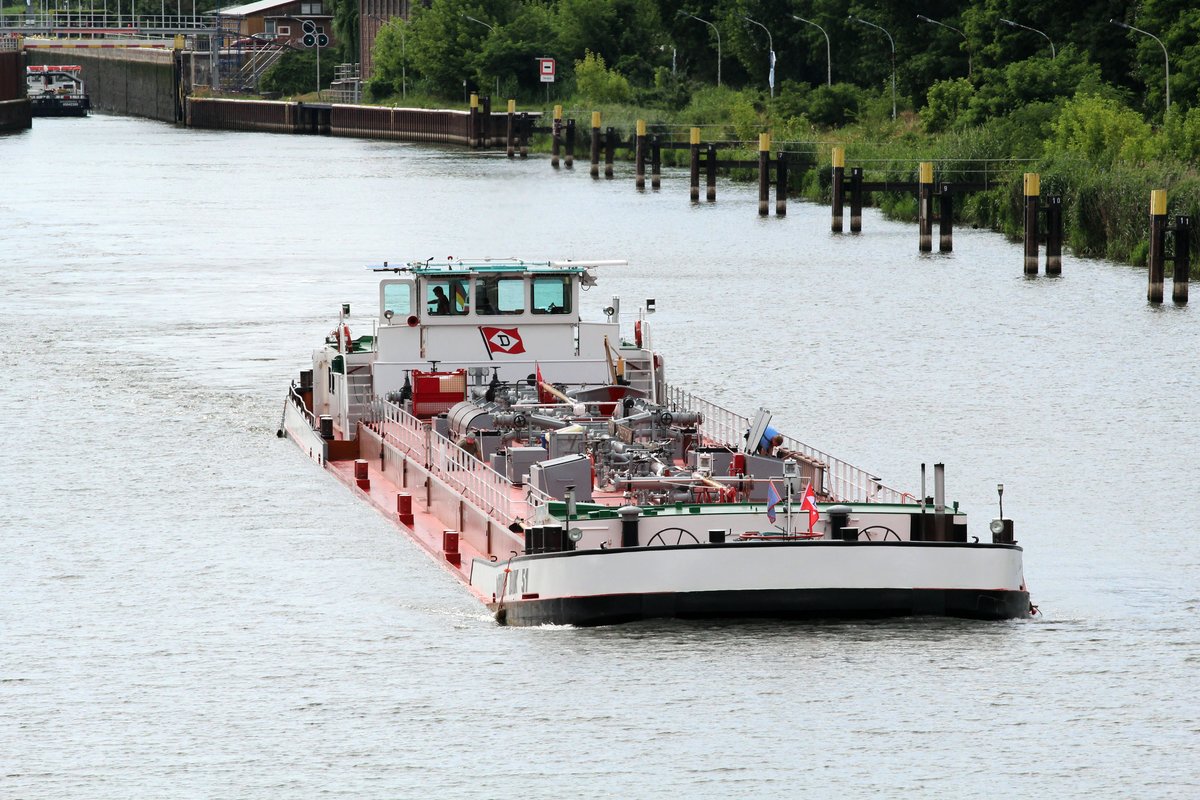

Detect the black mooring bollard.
[
  {"left": 519, "top": 113, "right": 529, "bottom": 158},
  {"left": 918, "top": 162, "right": 933, "bottom": 253},
  {"left": 1148, "top": 189, "right": 1167, "bottom": 304},
  {"left": 505, "top": 99, "right": 515, "bottom": 158},
  {"left": 939, "top": 183, "right": 953, "bottom": 253},
  {"left": 551, "top": 105, "right": 562, "bottom": 168},
  {"left": 1046, "top": 195, "right": 1063, "bottom": 275},
  {"left": 689, "top": 127, "right": 700, "bottom": 203},
  {"left": 1173, "top": 215, "right": 1191, "bottom": 304},
  {"left": 635, "top": 119, "right": 646, "bottom": 190},
  {"left": 650, "top": 136, "right": 661, "bottom": 190},
  {"left": 1023, "top": 173, "right": 1040, "bottom": 274},
  {"left": 757, "top": 133, "right": 770, "bottom": 217},
  {"left": 706, "top": 143, "right": 717, "bottom": 202},
  {"left": 831, "top": 146, "right": 844, "bottom": 232},
  {"left": 468, "top": 92, "right": 479, "bottom": 148},
  {"left": 565, "top": 118, "right": 575, "bottom": 168},
  {"left": 775, "top": 151, "right": 787, "bottom": 216},
  {"left": 604, "top": 126, "right": 615, "bottom": 179},
  {"left": 849, "top": 166, "right": 863, "bottom": 232},
  {"left": 589, "top": 112, "right": 600, "bottom": 179}
]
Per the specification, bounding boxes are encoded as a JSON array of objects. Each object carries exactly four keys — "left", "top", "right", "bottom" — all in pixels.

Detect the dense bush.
[
  {"left": 261, "top": 50, "right": 335, "bottom": 96},
  {"left": 574, "top": 51, "right": 632, "bottom": 104}
]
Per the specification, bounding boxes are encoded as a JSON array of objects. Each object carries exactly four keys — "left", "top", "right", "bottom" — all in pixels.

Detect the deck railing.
[
  {"left": 370, "top": 397, "right": 551, "bottom": 525},
  {"left": 374, "top": 397, "right": 429, "bottom": 463},
  {"left": 429, "top": 428, "right": 516, "bottom": 520},
  {"left": 664, "top": 384, "right": 912, "bottom": 504}
]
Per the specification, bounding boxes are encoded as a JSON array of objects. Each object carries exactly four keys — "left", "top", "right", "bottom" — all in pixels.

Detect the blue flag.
[{"left": 766, "top": 480, "right": 781, "bottom": 523}]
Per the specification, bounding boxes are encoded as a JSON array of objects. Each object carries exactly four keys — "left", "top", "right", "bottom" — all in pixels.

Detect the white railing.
[
  {"left": 665, "top": 385, "right": 748, "bottom": 450},
  {"left": 374, "top": 396, "right": 429, "bottom": 463},
  {"left": 369, "top": 397, "right": 553, "bottom": 525},
  {"left": 664, "top": 384, "right": 912, "bottom": 504},
  {"left": 429, "top": 429, "right": 515, "bottom": 520}
]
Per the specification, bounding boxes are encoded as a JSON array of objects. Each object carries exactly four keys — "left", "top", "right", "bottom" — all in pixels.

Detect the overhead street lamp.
[
  {"left": 1110, "top": 18, "right": 1170, "bottom": 112},
  {"left": 916, "top": 13, "right": 971, "bottom": 78},
  {"left": 1000, "top": 18, "right": 1055, "bottom": 59},
  {"left": 677, "top": 11, "right": 721, "bottom": 87},
  {"left": 461, "top": 13, "right": 493, "bottom": 33},
  {"left": 792, "top": 15, "right": 830, "bottom": 86},
  {"left": 849, "top": 15, "right": 895, "bottom": 120},
  {"left": 742, "top": 14, "right": 775, "bottom": 97},
  {"left": 461, "top": 13, "right": 500, "bottom": 98}
]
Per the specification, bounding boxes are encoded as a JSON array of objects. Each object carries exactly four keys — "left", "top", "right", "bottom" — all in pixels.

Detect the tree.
[
  {"left": 330, "top": 0, "right": 360, "bottom": 66},
  {"left": 476, "top": 3, "right": 560, "bottom": 96},
  {"left": 554, "top": 0, "right": 664, "bottom": 84},
  {"left": 1114, "top": 1, "right": 1200, "bottom": 116},
  {"left": 395, "top": 0, "right": 506, "bottom": 96}
]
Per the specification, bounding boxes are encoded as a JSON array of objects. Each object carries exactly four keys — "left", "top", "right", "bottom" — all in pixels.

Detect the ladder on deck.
[
  {"left": 343, "top": 369, "right": 374, "bottom": 434},
  {"left": 622, "top": 352, "right": 658, "bottom": 403}
]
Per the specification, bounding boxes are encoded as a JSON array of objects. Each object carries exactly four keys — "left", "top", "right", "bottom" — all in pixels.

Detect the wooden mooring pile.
[
  {"left": 522, "top": 102, "right": 1194, "bottom": 305},
  {"left": 184, "top": 91, "right": 1195, "bottom": 305}
]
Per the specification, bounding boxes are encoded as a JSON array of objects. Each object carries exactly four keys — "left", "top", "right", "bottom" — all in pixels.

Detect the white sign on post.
[{"left": 538, "top": 58, "right": 556, "bottom": 83}]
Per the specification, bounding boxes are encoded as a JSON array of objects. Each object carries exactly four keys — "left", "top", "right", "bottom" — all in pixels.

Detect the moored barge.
[{"left": 26, "top": 65, "right": 90, "bottom": 117}]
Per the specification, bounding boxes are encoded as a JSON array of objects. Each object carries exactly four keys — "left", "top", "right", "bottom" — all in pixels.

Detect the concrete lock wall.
[{"left": 26, "top": 49, "right": 178, "bottom": 122}]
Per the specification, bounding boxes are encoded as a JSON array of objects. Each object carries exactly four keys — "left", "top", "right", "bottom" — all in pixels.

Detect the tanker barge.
[{"left": 279, "top": 258, "right": 1032, "bottom": 626}]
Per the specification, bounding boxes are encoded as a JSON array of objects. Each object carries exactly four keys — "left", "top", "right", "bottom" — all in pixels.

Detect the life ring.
[
  {"left": 634, "top": 320, "right": 643, "bottom": 348},
  {"left": 340, "top": 324, "right": 352, "bottom": 351}
]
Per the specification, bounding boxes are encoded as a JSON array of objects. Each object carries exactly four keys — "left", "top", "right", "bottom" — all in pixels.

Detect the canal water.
[{"left": 2, "top": 115, "right": 1197, "bottom": 798}]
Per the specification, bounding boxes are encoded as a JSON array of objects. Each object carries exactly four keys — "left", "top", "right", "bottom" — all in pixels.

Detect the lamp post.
[
  {"left": 462, "top": 13, "right": 499, "bottom": 98},
  {"left": 1000, "top": 18, "right": 1055, "bottom": 59},
  {"left": 1110, "top": 18, "right": 1170, "bottom": 112},
  {"left": 677, "top": 11, "right": 721, "bottom": 87},
  {"left": 916, "top": 13, "right": 971, "bottom": 78},
  {"left": 849, "top": 15, "right": 895, "bottom": 120},
  {"left": 742, "top": 14, "right": 775, "bottom": 97},
  {"left": 792, "top": 15, "right": 830, "bottom": 86}
]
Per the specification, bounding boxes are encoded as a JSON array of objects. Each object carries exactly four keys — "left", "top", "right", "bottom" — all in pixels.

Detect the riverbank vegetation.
[{"left": 296, "top": 0, "right": 1200, "bottom": 268}]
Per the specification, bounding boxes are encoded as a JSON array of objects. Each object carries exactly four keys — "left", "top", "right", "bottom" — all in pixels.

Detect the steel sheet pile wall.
[
  {"left": 187, "top": 97, "right": 296, "bottom": 133},
  {"left": 330, "top": 104, "right": 471, "bottom": 145},
  {"left": 0, "top": 49, "right": 31, "bottom": 131}
]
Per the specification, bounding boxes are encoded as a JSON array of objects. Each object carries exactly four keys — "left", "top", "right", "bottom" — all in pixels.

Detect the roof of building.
[{"left": 217, "top": 0, "right": 296, "bottom": 17}]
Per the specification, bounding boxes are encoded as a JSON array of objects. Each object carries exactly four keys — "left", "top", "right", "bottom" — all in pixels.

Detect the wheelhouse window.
[
  {"left": 531, "top": 275, "right": 571, "bottom": 314},
  {"left": 476, "top": 275, "right": 524, "bottom": 315},
  {"left": 381, "top": 280, "right": 412, "bottom": 321},
  {"left": 425, "top": 278, "right": 469, "bottom": 316}
]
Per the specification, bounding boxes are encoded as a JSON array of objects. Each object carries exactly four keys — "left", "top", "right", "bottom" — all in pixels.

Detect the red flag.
[
  {"left": 800, "top": 483, "right": 819, "bottom": 532},
  {"left": 480, "top": 326, "right": 525, "bottom": 355}
]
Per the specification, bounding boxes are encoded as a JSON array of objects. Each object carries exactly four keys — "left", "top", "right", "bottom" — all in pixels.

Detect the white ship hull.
[{"left": 470, "top": 541, "right": 1028, "bottom": 626}]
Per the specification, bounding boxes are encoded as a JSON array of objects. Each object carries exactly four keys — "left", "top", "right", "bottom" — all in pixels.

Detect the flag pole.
[{"left": 783, "top": 458, "right": 799, "bottom": 537}]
